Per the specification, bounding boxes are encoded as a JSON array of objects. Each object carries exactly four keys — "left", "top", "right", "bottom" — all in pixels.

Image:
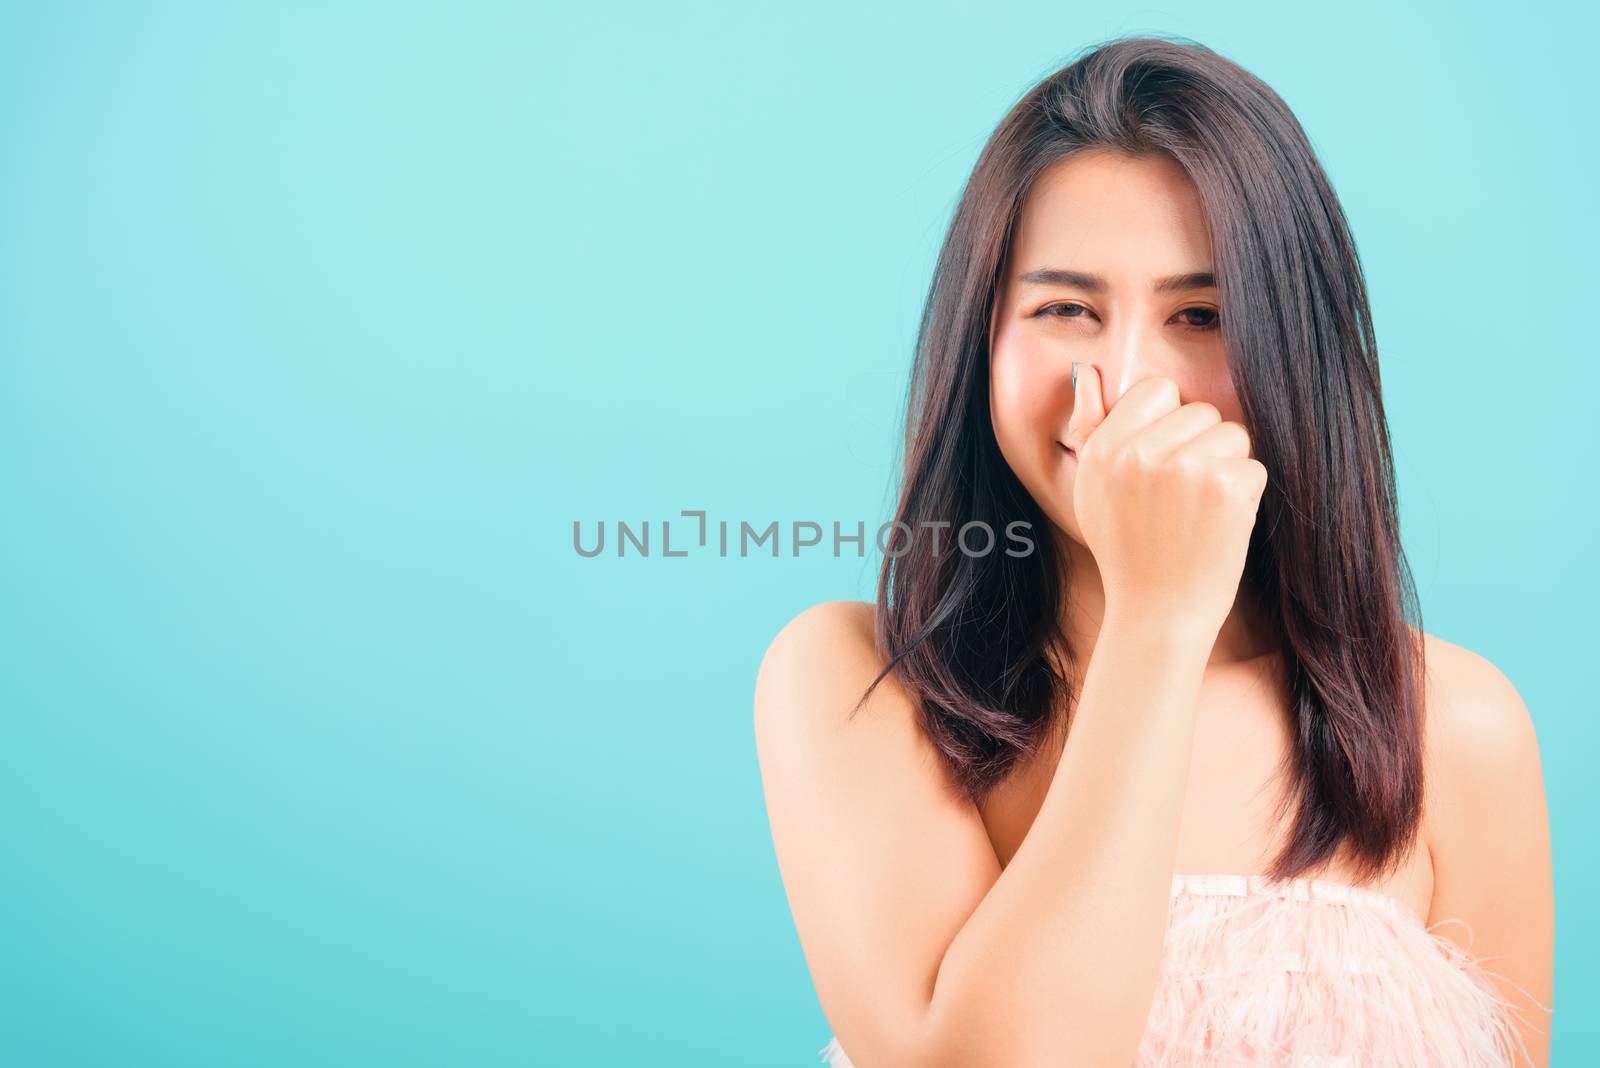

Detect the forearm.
[{"left": 921, "top": 615, "right": 1213, "bottom": 1067}]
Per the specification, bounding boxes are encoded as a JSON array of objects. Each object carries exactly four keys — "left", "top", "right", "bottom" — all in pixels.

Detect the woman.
[{"left": 753, "top": 34, "right": 1555, "bottom": 1067}]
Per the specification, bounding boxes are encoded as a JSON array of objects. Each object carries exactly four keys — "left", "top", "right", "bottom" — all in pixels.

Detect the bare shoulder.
[
  {"left": 1416, "top": 628, "right": 1544, "bottom": 810},
  {"left": 1417, "top": 627, "right": 1545, "bottom": 859},
  {"left": 752, "top": 599, "right": 1001, "bottom": 1064},
  {"left": 753, "top": 597, "right": 954, "bottom": 799},
  {"left": 1414, "top": 628, "right": 1553, "bottom": 1063},
  {"left": 754, "top": 599, "right": 880, "bottom": 736}
]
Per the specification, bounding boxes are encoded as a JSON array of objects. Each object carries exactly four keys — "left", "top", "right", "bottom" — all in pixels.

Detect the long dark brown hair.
[{"left": 863, "top": 34, "right": 1426, "bottom": 884}]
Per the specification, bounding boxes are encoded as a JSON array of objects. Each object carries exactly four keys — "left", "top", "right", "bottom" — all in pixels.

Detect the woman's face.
[{"left": 989, "top": 148, "right": 1242, "bottom": 547}]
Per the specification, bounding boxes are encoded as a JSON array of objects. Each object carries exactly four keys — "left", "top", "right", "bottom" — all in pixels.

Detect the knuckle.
[
  {"left": 1202, "top": 466, "right": 1235, "bottom": 501},
  {"left": 1133, "top": 376, "right": 1180, "bottom": 411},
  {"left": 1171, "top": 450, "right": 1203, "bottom": 479},
  {"left": 1198, "top": 420, "right": 1249, "bottom": 460},
  {"left": 1149, "top": 378, "right": 1181, "bottom": 410},
  {"left": 1227, "top": 461, "right": 1268, "bottom": 501},
  {"left": 1126, "top": 441, "right": 1160, "bottom": 472}
]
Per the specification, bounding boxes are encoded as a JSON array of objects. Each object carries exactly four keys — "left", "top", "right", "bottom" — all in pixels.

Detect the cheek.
[
  {"left": 1191, "top": 365, "right": 1245, "bottom": 426},
  {"left": 990, "top": 339, "right": 1073, "bottom": 448},
  {"left": 990, "top": 337, "right": 1081, "bottom": 536}
]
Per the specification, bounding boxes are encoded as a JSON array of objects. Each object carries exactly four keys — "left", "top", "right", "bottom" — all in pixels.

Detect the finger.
[
  {"left": 1061, "top": 361, "right": 1106, "bottom": 452},
  {"left": 1169, "top": 417, "right": 1253, "bottom": 462},
  {"left": 1215, "top": 456, "right": 1270, "bottom": 505},
  {"left": 1083, "top": 374, "right": 1182, "bottom": 455},
  {"left": 1131, "top": 401, "right": 1225, "bottom": 461}
]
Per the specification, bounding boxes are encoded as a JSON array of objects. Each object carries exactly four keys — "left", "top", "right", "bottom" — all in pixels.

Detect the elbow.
[{"left": 913, "top": 991, "right": 1143, "bottom": 1068}]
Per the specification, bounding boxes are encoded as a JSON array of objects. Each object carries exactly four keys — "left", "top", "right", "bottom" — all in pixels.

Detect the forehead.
[{"left": 1007, "top": 149, "right": 1214, "bottom": 274}]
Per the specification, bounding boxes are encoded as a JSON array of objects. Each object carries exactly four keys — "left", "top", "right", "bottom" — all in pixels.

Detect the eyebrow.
[{"left": 1017, "top": 267, "right": 1217, "bottom": 294}]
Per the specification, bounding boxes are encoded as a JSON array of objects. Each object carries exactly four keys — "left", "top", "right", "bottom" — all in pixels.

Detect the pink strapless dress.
[{"left": 819, "top": 872, "right": 1546, "bottom": 1067}]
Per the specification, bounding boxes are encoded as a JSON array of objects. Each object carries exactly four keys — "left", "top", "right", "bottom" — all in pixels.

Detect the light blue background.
[{"left": 2, "top": 3, "right": 1593, "bottom": 1064}]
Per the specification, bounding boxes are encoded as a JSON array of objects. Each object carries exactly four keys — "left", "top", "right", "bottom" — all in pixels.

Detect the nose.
[{"left": 1093, "top": 316, "right": 1167, "bottom": 408}]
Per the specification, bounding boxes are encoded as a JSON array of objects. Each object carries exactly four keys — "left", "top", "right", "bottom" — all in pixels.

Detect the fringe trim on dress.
[{"left": 818, "top": 873, "right": 1549, "bottom": 1068}]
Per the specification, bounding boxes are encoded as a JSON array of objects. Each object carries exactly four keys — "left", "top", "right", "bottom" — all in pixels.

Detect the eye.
[
  {"left": 1030, "top": 302, "right": 1222, "bottom": 332},
  {"left": 1176, "top": 306, "right": 1221, "bottom": 331},
  {"left": 1033, "top": 302, "right": 1093, "bottom": 321}
]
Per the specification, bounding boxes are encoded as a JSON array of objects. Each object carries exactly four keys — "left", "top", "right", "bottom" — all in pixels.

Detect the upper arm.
[
  {"left": 1421, "top": 634, "right": 1554, "bottom": 1067},
  {"left": 754, "top": 600, "right": 1003, "bottom": 1067}
]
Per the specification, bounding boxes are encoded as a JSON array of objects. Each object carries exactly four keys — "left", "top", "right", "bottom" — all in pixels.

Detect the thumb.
[{"left": 1062, "top": 360, "right": 1106, "bottom": 452}]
